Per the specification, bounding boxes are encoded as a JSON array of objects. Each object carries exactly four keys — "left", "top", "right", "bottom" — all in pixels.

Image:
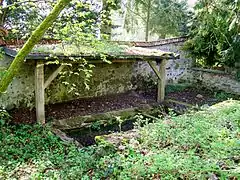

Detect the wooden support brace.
[
  {"left": 157, "top": 59, "right": 167, "bottom": 102},
  {"left": 35, "top": 60, "right": 45, "bottom": 124},
  {"left": 148, "top": 61, "right": 161, "bottom": 80},
  {"left": 147, "top": 60, "right": 166, "bottom": 102},
  {"left": 44, "top": 65, "right": 65, "bottom": 89}
]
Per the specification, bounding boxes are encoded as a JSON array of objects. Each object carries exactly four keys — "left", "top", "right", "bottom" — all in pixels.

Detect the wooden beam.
[
  {"left": 44, "top": 65, "right": 65, "bottom": 89},
  {"left": 157, "top": 59, "right": 167, "bottom": 102},
  {"left": 35, "top": 60, "right": 45, "bottom": 124},
  {"left": 147, "top": 60, "right": 166, "bottom": 102},
  {"left": 148, "top": 61, "right": 161, "bottom": 80}
]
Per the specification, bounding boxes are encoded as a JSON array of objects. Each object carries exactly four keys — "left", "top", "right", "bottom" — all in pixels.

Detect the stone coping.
[
  {"left": 192, "top": 67, "right": 227, "bottom": 74},
  {"left": 51, "top": 103, "right": 161, "bottom": 130}
]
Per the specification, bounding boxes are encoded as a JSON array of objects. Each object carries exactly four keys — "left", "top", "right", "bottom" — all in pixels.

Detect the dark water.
[{"left": 65, "top": 119, "right": 136, "bottom": 146}]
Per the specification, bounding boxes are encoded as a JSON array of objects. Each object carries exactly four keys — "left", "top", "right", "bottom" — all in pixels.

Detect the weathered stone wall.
[
  {"left": 180, "top": 68, "right": 240, "bottom": 95},
  {"left": 46, "top": 63, "right": 134, "bottom": 104},
  {"left": 0, "top": 56, "right": 35, "bottom": 109},
  {"left": 132, "top": 40, "right": 240, "bottom": 95},
  {"left": 133, "top": 41, "right": 192, "bottom": 89},
  {"left": 0, "top": 56, "right": 134, "bottom": 109}
]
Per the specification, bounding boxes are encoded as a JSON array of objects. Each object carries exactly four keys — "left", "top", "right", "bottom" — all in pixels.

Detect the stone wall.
[
  {"left": 133, "top": 40, "right": 192, "bottom": 89},
  {"left": 0, "top": 56, "right": 134, "bottom": 109},
  {"left": 0, "top": 56, "right": 36, "bottom": 109},
  {"left": 133, "top": 39, "right": 240, "bottom": 95},
  {"left": 180, "top": 68, "right": 240, "bottom": 95}
]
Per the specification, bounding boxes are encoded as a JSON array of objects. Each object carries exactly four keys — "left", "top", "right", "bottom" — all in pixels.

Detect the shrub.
[{"left": 184, "top": 0, "right": 240, "bottom": 68}]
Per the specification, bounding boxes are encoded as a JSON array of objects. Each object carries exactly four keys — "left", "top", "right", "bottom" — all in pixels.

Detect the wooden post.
[
  {"left": 157, "top": 59, "right": 167, "bottom": 102},
  {"left": 35, "top": 60, "right": 45, "bottom": 124},
  {"left": 148, "top": 61, "right": 161, "bottom": 80}
]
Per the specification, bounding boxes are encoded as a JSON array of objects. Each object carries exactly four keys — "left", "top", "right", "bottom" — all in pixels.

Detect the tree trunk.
[
  {"left": 0, "top": 0, "right": 71, "bottom": 93},
  {"left": 0, "top": 0, "right": 6, "bottom": 27},
  {"left": 145, "top": 0, "right": 151, "bottom": 42}
]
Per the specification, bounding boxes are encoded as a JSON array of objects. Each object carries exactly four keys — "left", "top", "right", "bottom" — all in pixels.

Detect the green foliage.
[
  {"left": 91, "top": 100, "right": 240, "bottom": 179},
  {"left": 91, "top": 121, "right": 102, "bottom": 131},
  {"left": 101, "top": 0, "right": 121, "bottom": 38},
  {"left": 0, "top": 122, "right": 108, "bottom": 179},
  {"left": 184, "top": 0, "right": 240, "bottom": 68},
  {"left": 1, "top": 0, "right": 120, "bottom": 40},
  {"left": 1, "top": 101, "right": 240, "bottom": 179},
  {"left": 214, "top": 91, "right": 240, "bottom": 101},
  {"left": 49, "top": 0, "right": 99, "bottom": 38},
  {"left": 1, "top": 0, "right": 101, "bottom": 40},
  {"left": 124, "top": 0, "right": 189, "bottom": 39},
  {"left": 148, "top": 0, "right": 189, "bottom": 38}
]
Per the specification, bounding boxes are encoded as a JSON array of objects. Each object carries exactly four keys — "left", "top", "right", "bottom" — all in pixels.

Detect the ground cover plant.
[
  {"left": 93, "top": 100, "right": 240, "bottom": 179},
  {"left": 0, "top": 122, "right": 106, "bottom": 179},
  {"left": 1, "top": 100, "right": 240, "bottom": 179}
]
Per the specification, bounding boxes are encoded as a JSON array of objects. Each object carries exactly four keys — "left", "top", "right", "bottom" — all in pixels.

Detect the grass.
[
  {"left": 0, "top": 100, "right": 240, "bottom": 179},
  {"left": 30, "top": 41, "right": 127, "bottom": 57}
]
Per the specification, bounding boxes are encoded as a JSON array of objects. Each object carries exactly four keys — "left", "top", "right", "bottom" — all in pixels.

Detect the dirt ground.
[{"left": 9, "top": 88, "right": 219, "bottom": 124}]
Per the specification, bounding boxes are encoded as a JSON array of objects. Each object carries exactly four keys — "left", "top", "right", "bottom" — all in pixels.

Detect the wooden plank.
[
  {"left": 148, "top": 61, "right": 161, "bottom": 80},
  {"left": 35, "top": 60, "right": 45, "bottom": 124},
  {"left": 44, "top": 65, "right": 65, "bottom": 89},
  {"left": 157, "top": 59, "right": 167, "bottom": 102},
  {"left": 112, "top": 59, "right": 136, "bottom": 63}
]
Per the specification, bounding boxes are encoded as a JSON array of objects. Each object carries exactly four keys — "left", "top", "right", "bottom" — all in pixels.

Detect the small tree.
[
  {"left": 100, "top": 0, "right": 121, "bottom": 39},
  {"left": 124, "top": 0, "right": 189, "bottom": 41}
]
